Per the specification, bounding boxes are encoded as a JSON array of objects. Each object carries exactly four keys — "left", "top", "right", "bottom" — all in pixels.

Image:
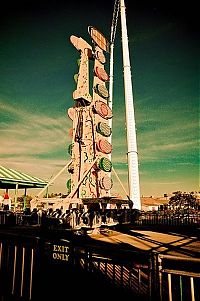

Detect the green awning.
[{"left": 0, "top": 165, "right": 48, "bottom": 189}]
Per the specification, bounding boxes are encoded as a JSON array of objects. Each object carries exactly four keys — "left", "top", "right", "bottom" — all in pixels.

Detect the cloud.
[
  {"left": 0, "top": 92, "right": 198, "bottom": 198},
  {"left": 150, "top": 181, "right": 183, "bottom": 185},
  {"left": 0, "top": 100, "right": 71, "bottom": 157},
  {"left": 0, "top": 157, "right": 68, "bottom": 179},
  {"left": 136, "top": 105, "right": 198, "bottom": 161}
]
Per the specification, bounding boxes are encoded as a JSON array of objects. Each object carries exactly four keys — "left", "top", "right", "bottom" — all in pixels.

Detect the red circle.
[
  {"left": 97, "top": 139, "right": 112, "bottom": 154},
  {"left": 67, "top": 108, "right": 74, "bottom": 120},
  {"left": 68, "top": 128, "right": 73, "bottom": 137},
  {"left": 95, "top": 66, "right": 109, "bottom": 82},
  {"left": 94, "top": 101, "right": 112, "bottom": 119},
  {"left": 100, "top": 103, "right": 108, "bottom": 116}
]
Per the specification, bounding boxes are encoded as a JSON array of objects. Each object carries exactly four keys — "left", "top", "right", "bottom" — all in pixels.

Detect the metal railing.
[
  {"left": 0, "top": 230, "right": 199, "bottom": 300},
  {"left": 72, "top": 243, "right": 152, "bottom": 299},
  {"left": 155, "top": 254, "right": 200, "bottom": 301},
  {"left": 0, "top": 232, "right": 40, "bottom": 300},
  {"left": 139, "top": 212, "right": 200, "bottom": 227}
]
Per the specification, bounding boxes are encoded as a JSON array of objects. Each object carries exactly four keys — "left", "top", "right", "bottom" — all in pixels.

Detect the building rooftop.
[{"left": 0, "top": 165, "right": 48, "bottom": 189}]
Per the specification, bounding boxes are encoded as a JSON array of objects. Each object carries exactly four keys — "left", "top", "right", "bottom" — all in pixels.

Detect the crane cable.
[
  {"left": 110, "top": 0, "right": 120, "bottom": 44},
  {"left": 108, "top": 0, "right": 120, "bottom": 164}
]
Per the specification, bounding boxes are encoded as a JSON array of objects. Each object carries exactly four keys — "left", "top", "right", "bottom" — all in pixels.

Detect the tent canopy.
[{"left": 0, "top": 165, "right": 48, "bottom": 190}]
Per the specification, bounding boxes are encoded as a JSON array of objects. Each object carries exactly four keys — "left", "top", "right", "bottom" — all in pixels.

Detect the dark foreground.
[{"left": 0, "top": 224, "right": 199, "bottom": 301}]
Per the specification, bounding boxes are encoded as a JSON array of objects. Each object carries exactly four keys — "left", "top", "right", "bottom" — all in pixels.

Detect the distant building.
[{"left": 141, "top": 196, "right": 169, "bottom": 212}]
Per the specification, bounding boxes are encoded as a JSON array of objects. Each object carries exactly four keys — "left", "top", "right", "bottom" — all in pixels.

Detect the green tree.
[{"left": 169, "top": 191, "right": 198, "bottom": 211}]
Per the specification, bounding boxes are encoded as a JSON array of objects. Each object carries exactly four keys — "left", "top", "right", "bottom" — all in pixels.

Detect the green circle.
[
  {"left": 96, "top": 122, "right": 112, "bottom": 137},
  {"left": 66, "top": 179, "right": 71, "bottom": 192},
  {"left": 68, "top": 143, "right": 73, "bottom": 156},
  {"left": 99, "top": 157, "right": 112, "bottom": 172},
  {"left": 74, "top": 73, "right": 78, "bottom": 83}
]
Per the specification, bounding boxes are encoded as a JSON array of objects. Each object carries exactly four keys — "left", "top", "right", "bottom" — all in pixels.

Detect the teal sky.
[{"left": 0, "top": 0, "right": 199, "bottom": 198}]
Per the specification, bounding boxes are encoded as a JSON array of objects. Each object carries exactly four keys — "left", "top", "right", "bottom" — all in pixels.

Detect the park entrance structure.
[
  {"left": 32, "top": 0, "right": 141, "bottom": 226},
  {"left": 0, "top": 165, "right": 48, "bottom": 210}
]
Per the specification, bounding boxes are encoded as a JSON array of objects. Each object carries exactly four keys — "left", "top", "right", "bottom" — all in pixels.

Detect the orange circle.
[
  {"left": 67, "top": 108, "right": 74, "bottom": 120},
  {"left": 100, "top": 103, "right": 109, "bottom": 116},
  {"left": 68, "top": 128, "right": 73, "bottom": 137},
  {"left": 97, "top": 139, "right": 112, "bottom": 154},
  {"left": 95, "top": 66, "right": 109, "bottom": 82}
]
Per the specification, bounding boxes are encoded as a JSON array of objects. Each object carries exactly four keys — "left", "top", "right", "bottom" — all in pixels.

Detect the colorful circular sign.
[
  {"left": 68, "top": 143, "right": 73, "bottom": 156},
  {"left": 99, "top": 176, "right": 113, "bottom": 191},
  {"left": 67, "top": 107, "right": 74, "bottom": 120},
  {"left": 96, "top": 139, "right": 112, "bottom": 154},
  {"left": 98, "top": 157, "right": 112, "bottom": 172},
  {"left": 96, "top": 122, "right": 112, "bottom": 137},
  {"left": 68, "top": 128, "right": 73, "bottom": 138},
  {"left": 94, "top": 101, "right": 112, "bottom": 119},
  {"left": 66, "top": 178, "right": 71, "bottom": 192},
  {"left": 74, "top": 73, "right": 78, "bottom": 83},
  {"left": 95, "top": 51, "right": 106, "bottom": 64},
  {"left": 95, "top": 67, "right": 109, "bottom": 82},
  {"left": 94, "top": 84, "right": 109, "bottom": 99},
  {"left": 68, "top": 162, "right": 74, "bottom": 174}
]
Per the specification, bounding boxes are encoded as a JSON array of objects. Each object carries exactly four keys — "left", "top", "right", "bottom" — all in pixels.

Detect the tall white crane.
[{"left": 109, "top": 0, "right": 141, "bottom": 210}]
